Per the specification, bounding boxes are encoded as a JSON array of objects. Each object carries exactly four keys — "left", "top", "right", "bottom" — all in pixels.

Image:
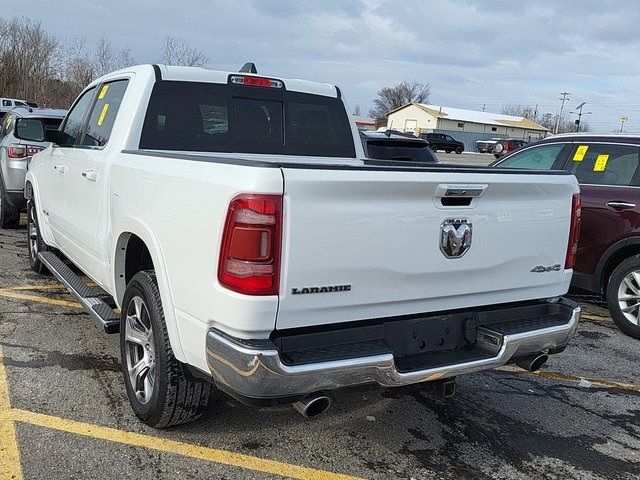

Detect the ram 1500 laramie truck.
[{"left": 18, "top": 64, "right": 581, "bottom": 428}]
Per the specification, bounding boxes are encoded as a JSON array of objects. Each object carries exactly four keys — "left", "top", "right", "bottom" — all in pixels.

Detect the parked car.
[
  {"left": 492, "top": 138, "right": 526, "bottom": 158},
  {"left": 0, "top": 107, "right": 66, "bottom": 227},
  {"left": 476, "top": 138, "right": 500, "bottom": 153},
  {"left": 0, "top": 98, "right": 29, "bottom": 118},
  {"left": 20, "top": 64, "right": 580, "bottom": 428},
  {"left": 419, "top": 133, "right": 465, "bottom": 154},
  {"left": 361, "top": 131, "right": 438, "bottom": 163},
  {"left": 493, "top": 133, "right": 640, "bottom": 339}
]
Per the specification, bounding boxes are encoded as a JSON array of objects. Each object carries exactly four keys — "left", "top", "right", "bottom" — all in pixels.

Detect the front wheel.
[
  {"left": 606, "top": 256, "right": 640, "bottom": 339},
  {"left": 455, "top": 147, "right": 463, "bottom": 154},
  {"left": 120, "top": 270, "right": 213, "bottom": 428},
  {"left": 27, "top": 198, "right": 49, "bottom": 274}
]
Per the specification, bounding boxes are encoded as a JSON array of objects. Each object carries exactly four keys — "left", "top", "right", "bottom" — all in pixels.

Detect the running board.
[{"left": 38, "top": 251, "right": 120, "bottom": 334}]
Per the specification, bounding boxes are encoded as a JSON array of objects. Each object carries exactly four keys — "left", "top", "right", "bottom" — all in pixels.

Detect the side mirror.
[{"left": 14, "top": 118, "right": 45, "bottom": 142}]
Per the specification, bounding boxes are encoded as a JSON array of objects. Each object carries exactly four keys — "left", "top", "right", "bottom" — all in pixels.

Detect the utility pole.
[
  {"left": 554, "top": 92, "right": 571, "bottom": 134},
  {"left": 482, "top": 104, "right": 486, "bottom": 112}
]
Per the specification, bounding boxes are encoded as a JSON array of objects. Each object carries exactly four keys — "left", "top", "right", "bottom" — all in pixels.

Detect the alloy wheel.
[
  {"left": 617, "top": 271, "right": 640, "bottom": 326},
  {"left": 28, "top": 205, "right": 38, "bottom": 261},
  {"left": 125, "top": 296, "right": 156, "bottom": 404}
]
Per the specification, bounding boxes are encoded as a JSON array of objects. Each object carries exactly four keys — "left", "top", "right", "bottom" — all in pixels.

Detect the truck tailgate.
[{"left": 276, "top": 166, "right": 577, "bottom": 330}]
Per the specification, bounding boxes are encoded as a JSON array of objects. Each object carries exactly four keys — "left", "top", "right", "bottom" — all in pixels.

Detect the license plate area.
[{"left": 384, "top": 313, "right": 477, "bottom": 358}]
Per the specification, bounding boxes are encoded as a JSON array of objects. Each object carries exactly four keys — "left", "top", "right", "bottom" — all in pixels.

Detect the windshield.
[
  {"left": 140, "top": 81, "right": 356, "bottom": 158},
  {"left": 365, "top": 140, "right": 438, "bottom": 162}
]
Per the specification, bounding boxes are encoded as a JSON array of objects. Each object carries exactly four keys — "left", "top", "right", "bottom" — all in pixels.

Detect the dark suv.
[
  {"left": 493, "top": 134, "right": 640, "bottom": 339},
  {"left": 420, "top": 133, "right": 464, "bottom": 154}
]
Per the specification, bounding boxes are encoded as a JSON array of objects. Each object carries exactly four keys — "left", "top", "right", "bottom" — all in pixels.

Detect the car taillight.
[
  {"left": 218, "top": 194, "right": 282, "bottom": 295},
  {"left": 7, "top": 143, "right": 43, "bottom": 159},
  {"left": 565, "top": 194, "right": 581, "bottom": 269}
]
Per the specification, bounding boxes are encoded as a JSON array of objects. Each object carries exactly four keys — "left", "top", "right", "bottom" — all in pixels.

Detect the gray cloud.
[{"left": 3, "top": 0, "right": 640, "bottom": 130}]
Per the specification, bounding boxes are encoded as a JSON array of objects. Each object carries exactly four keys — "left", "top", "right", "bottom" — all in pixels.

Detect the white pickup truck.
[{"left": 18, "top": 64, "right": 581, "bottom": 428}]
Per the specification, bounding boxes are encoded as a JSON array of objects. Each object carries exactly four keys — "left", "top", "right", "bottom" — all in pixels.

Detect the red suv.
[{"left": 494, "top": 134, "right": 640, "bottom": 339}]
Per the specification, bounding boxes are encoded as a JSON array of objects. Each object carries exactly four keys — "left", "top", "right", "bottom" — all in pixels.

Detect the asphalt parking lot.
[{"left": 1, "top": 181, "right": 639, "bottom": 479}]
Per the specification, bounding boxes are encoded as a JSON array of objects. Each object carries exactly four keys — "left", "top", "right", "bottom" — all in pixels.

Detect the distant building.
[
  {"left": 354, "top": 116, "right": 376, "bottom": 131},
  {"left": 387, "top": 103, "right": 548, "bottom": 141}
]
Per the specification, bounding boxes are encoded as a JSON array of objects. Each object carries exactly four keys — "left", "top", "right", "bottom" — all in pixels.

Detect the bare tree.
[
  {"left": 500, "top": 104, "right": 582, "bottom": 134},
  {"left": 500, "top": 104, "right": 537, "bottom": 120},
  {"left": 353, "top": 105, "right": 362, "bottom": 116},
  {"left": 160, "top": 36, "right": 207, "bottom": 67},
  {"left": 369, "top": 81, "right": 431, "bottom": 120},
  {"left": 93, "top": 35, "right": 136, "bottom": 77}
]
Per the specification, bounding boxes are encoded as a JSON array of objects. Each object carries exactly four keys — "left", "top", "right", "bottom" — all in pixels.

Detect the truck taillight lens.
[
  {"left": 218, "top": 194, "right": 282, "bottom": 295},
  {"left": 565, "top": 194, "right": 581, "bottom": 269},
  {"left": 7, "top": 143, "right": 43, "bottom": 159}
]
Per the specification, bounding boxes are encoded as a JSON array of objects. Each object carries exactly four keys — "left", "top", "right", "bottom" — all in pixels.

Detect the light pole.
[
  {"left": 554, "top": 92, "right": 571, "bottom": 134},
  {"left": 571, "top": 102, "right": 592, "bottom": 132}
]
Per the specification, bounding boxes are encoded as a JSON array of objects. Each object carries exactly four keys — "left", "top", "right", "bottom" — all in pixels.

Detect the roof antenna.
[{"left": 239, "top": 62, "right": 257, "bottom": 74}]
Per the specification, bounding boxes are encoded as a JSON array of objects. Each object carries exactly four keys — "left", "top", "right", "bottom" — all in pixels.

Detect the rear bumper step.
[
  {"left": 38, "top": 251, "right": 120, "bottom": 333},
  {"left": 206, "top": 298, "right": 580, "bottom": 400}
]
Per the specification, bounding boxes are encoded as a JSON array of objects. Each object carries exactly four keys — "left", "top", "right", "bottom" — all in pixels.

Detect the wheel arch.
[
  {"left": 596, "top": 238, "right": 640, "bottom": 294},
  {"left": 113, "top": 220, "right": 186, "bottom": 362}
]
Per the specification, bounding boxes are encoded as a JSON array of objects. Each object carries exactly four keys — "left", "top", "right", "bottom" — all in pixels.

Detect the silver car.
[{"left": 0, "top": 107, "right": 66, "bottom": 228}]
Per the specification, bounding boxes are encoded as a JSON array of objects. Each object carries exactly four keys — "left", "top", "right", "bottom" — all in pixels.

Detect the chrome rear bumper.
[{"left": 206, "top": 300, "right": 580, "bottom": 400}]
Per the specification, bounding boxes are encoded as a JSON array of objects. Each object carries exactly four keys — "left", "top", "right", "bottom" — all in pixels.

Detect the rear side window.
[
  {"left": 567, "top": 144, "right": 639, "bottom": 186},
  {"left": 140, "top": 81, "right": 355, "bottom": 157},
  {"left": 497, "top": 144, "right": 564, "bottom": 170},
  {"left": 81, "top": 80, "right": 129, "bottom": 147}
]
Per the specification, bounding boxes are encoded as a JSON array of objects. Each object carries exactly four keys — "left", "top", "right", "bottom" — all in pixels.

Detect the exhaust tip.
[
  {"left": 517, "top": 353, "right": 549, "bottom": 372},
  {"left": 293, "top": 395, "right": 331, "bottom": 418}
]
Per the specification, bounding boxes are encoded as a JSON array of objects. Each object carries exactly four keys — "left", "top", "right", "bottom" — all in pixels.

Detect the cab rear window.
[{"left": 140, "top": 81, "right": 355, "bottom": 158}]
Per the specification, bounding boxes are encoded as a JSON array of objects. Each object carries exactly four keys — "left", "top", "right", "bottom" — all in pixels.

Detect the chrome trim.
[{"left": 206, "top": 303, "right": 581, "bottom": 399}]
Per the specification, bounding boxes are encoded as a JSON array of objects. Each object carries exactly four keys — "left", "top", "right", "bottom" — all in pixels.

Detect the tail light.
[
  {"left": 7, "top": 143, "right": 43, "bottom": 159},
  {"left": 218, "top": 194, "right": 282, "bottom": 295},
  {"left": 565, "top": 194, "right": 582, "bottom": 269}
]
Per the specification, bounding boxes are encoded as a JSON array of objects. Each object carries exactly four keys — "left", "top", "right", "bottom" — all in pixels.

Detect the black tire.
[
  {"left": 430, "top": 145, "right": 438, "bottom": 153},
  {"left": 606, "top": 256, "right": 640, "bottom": 339},
  {"left": 455, "top": 146, "right": 463, "bottom": 154},
  {"left": 0, "top": 179, "right": 20, "bottom": 229},
  {"left": 445, "top": 150, "right": 452, "bottom": 154},
  {"left": 120, "top": 270, "right": 212, "bottom": 428},
  {"left": 27, "top": 197, "right": 50, "bottom": 274}
]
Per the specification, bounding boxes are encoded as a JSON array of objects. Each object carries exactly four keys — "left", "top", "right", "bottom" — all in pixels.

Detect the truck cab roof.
[{"left": 92, "top": 64, "right": 341, "bottom": 99}]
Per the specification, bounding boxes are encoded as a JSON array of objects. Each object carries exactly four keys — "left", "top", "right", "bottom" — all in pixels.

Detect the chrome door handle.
[
  {"left": 81, "top": 170, "right": 97, "bottom": 182},
  {"left": 606, "top": 201, "right": 636, "bottom": 211}
]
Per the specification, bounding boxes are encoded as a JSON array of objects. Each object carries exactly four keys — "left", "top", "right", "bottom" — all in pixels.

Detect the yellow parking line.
[
  {"left": 0, "top": 345, "right": 24, "bottom": 480},
  {"left": 499, "top": 366, "right": 640, "bottom": 393},
  {"left": 2, "top": 284, "right": 64, "bottom": 291},
  {"left": 8, "top": 408, "right": 361, "bottom": 480},
  {"left": 0, "top": 289, "right": 81, "bottom": 309}
]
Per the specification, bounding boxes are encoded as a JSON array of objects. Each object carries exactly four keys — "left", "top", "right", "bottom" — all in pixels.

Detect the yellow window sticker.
[
  {"left": 593, "top": 154, "right": 609, "bottom": 172},
  {"left": 573, "top": 145, "right": 589, "bottom": 161},
  {"left": 98, "top": 84, "right": 109, "bottom": 99},
  {"left": 97, "top": 103, "right": 110, "bottom": 126}
]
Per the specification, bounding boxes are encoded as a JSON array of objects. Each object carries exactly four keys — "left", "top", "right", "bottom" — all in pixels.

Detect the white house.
[{"left": 387, "top": 103, "right": 548, "bottom": 141}]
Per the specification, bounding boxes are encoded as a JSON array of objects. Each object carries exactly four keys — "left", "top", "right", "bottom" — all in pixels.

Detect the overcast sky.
[{"left": 3, "top": 0, "right": 640, "bottom": 132}]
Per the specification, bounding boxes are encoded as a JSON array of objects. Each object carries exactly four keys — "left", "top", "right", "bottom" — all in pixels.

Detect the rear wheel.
[
  {"left": 430, "top": 145, "right": 438, "bottom": 153},
  {"left": 0, "top": 180, "right": 20, "bottom": 229},
  {"left": 121, "top": 270, "right": 213, "bottom": 428},
  {"left": 455, "top": 146, "right": 463, "bottom": 154},
  {"left": 27, "top": 198, "right": 49, "bottom": 274},
  {"left": 607, "top": 256, "right": 640, "bottom": 339}
]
